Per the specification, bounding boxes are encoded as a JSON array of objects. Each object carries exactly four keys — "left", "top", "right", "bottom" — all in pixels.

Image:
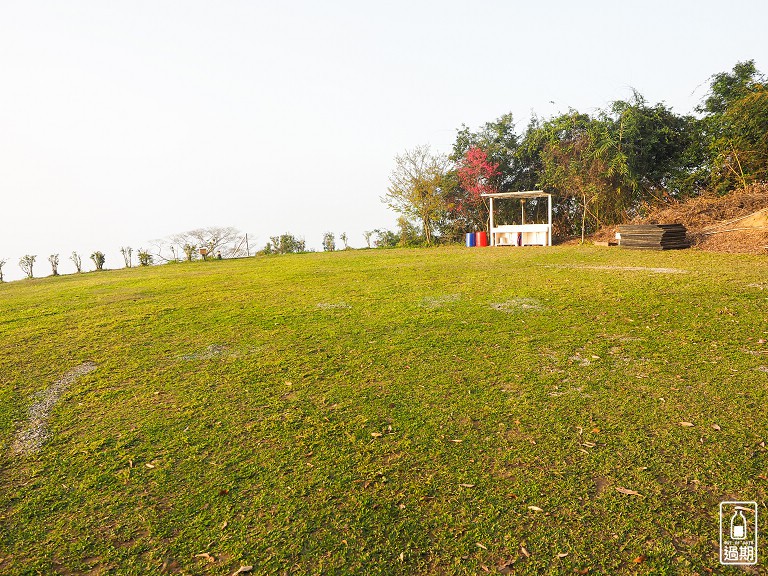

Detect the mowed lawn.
[{"left": 1, "top": 245, "right": 767, "bottom": 575}]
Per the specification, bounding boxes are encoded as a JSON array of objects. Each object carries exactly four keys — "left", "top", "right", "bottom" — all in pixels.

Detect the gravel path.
[{"left": 10, "top": 361, "right": 97, "bottom": 456}]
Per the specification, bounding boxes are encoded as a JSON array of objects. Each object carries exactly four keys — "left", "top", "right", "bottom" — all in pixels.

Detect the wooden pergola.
[{"left": 481, "top": 191, "right": 553, "bottom": 247}]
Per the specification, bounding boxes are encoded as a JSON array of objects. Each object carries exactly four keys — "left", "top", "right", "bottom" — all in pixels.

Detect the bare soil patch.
[{"left": 10, "top": 361, "right": 98, "bottom": 456}]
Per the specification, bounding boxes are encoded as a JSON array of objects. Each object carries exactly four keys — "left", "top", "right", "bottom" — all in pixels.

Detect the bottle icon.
[{"left": 731, "top": 510, "right": 747, "bottom": 540}]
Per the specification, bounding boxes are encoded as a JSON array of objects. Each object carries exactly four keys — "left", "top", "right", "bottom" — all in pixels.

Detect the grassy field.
[{"left": 1, "top": 245, "right": 767, "bottom": 575}]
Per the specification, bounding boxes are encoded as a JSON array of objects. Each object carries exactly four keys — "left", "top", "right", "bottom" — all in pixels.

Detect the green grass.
[{"left": 1, "top": 245, "right": 767, "bottom": 575}]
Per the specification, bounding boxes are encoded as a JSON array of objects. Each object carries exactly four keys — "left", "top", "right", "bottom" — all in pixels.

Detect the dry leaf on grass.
[
  {"left": 476, "top": 542, "right": 487, "bottom": 550},
  {"left": 557, "top": 552, "right": 569, "bottom": 558},
  {"left": 448, "top": 439, "right": 463, "bottom": 443},
  {"left": 633, "top": 554, "right": 646, "bottom": 563},
  {"left": 679, "top": 422, "right": 694, "bottom": 427},
  {"left": 231, "top": 567, "right": 253, "bottom": 576},
  {"left": 712, "top": 423, "right": 721, "bottom": 431},
  {"left": 459, "top": 483, "right": 475, "bottom": 488},
  {"left": 370, "top": 432, "right": 383, "bottom": 438},
  {"left": 520, "top": 545, "right": 530, "bottom": 558},
  {"left": 194, "top": 553, "right": 215, "bottom": 563},
  {"left": 527, "top": 505, "right": 544, "bottom": 512},
  {"left": 616, "top": 487, "right": 643, "bottom": 496}
]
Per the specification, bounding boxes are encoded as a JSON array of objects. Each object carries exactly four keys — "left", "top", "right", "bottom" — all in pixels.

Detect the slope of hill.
[{"left": 1, "top": 246, "right": 767, "bottom": 574}]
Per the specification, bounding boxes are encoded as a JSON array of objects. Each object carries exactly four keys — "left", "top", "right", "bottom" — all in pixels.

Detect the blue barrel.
[{"left": 466, "top": 232, "right": 476, "bottom": 247}]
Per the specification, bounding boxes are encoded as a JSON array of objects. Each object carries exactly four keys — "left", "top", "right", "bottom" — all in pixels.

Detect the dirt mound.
[{"left": 590, "top": 183, "right": 768, "bottom": 253}]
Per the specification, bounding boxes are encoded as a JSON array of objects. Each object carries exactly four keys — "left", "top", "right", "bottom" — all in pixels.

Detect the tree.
[
  {"left": 340, "top": 232, "right": 349, "bottom": 249},
  {"left": 373, "top": 228, "right": 400, "bottom": 248},
  {"left": 606, "top": 93, "right": 704, "bottom": 201},
  {"left": 322, "top": 232, "right": 336, "bottom": 252},
  {"left": 448, "top": 146, "right": 501, "bottom": 232},
  {"left": 396, "top": 216, "right": 421, "bottom": 247},
  {"left": 450, "top": 113, "right": 520, "bottom": 190},
  {"left": 120, "top": 247, "right": 133, "bottom": 268},
  {"left": 182, "top": 243, "right": 197, "bottom": 262},
  {"left": 363, "top": 231, "right": 373, "bottom": 248},
  {"left": 534, "top": 112, "right": 634, "bottom": 241},
  {"left": 48, "top": 254, "right": 60, "bottom": 276},
  {"left": 19, "top": 255, "right": 36, "bottom": 278},
  {"left": 70, "top": 251, "right": 82, "bottom": 273},
  {"left": 266, "top": 234, "right": 306, "bottom": 254},
  {"left": 0, "top": 259, "right": 6, "bottom": 282},
  {"left": 91, "top": 251, "right": 106, "bottom": 271},
  {"left": 137, "top": 249, "right": 153, "bottom": 266},
  {"left": 698, "top": 61, "right": 768, "bottom": 191},
  {"left": 170, "top": 227, "right": 244, "bottom": 260},
  {"left": 383, "top": 145, "right": 451, "bottom": 245}
]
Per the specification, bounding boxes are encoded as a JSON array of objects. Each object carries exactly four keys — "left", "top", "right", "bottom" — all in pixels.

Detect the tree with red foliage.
[{"left": 450, "top": 146, "right": 500, "bottom": 231}]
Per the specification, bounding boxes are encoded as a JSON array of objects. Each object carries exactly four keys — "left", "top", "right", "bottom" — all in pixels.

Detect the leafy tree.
[
  {"left": 322, "top": 232, "right": 336, "bottom": 252},
  {"left": 120, "top": 247, "right": 133, "bottom": 268},
  {"left": 267, "top": 234, "right": 306, "bottom": 254},
  {"left": 372, "top": 228, "right": 400, "bottom": 248},
  {"left": 48, "top": 254, "right": 59, "bottom": 276},
  {"left": 534, "top": 112, "right": 633, "bottom": 241},
  {"left": 70, "top": 252, "right": 82, "bottom": 273},
  {"left": 606, "top": 93, "right": 704, "bottom": 201},
  {"left": 137, "top": 249, "right": 153, "bottom": 266},
  {"left": 90, "top": 251, "right": 106, "bottom": 271},
  {"left": 19, "top": 255, "right": 36, "bottom": 278},
  {"left": 445, "top": 146, "right": 501, "bottom": 233},
  {"left": 396, "top": 216, "right": 423, "bottom": 247},
  {"left": 182, "top": 243, "right": 197, "bottom": 262},
  {"left": 383, "top": 145, "right": 451, "bottom": 245},
  {"left": 340, "top": 232, "right": 349, "bottom": 249},
  {"left": 697, "top": 61, "right": 768, "bottom": 191},
  {"left": 363, "top": 231, "right": 373, "bottom": 248},
  {"left": 450, "top": 113, "right": 520, "bottom": 190}
]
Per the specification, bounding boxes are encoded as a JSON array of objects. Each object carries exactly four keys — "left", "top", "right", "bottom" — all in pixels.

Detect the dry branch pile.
[{"left": 636, "top": 183, "right": 768, "bottom": 253}]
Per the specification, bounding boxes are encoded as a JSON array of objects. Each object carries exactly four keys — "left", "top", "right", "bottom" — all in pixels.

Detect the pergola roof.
[{"left": 480, "top": 190, "right": 552, "bottom": 199}]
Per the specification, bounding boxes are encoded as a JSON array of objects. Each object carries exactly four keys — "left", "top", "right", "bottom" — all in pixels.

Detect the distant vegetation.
[{"left": 385, "top": 60, "right": 768, "bottom": 243}]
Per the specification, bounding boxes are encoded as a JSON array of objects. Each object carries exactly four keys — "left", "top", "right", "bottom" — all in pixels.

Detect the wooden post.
[
  {"left": 489, "top": 197, "right": 495, "bottom": 246},
  {"left": 547, "top": 194, "right": 552, "bottom": 246}
]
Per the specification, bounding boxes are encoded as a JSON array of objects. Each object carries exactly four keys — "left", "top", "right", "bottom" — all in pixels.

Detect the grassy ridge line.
[{"left": 0, "top": 246, "right": 767, "bottom": 574}]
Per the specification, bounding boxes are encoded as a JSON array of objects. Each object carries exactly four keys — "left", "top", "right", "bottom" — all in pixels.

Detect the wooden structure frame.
[{"left": 481, "top": 191, "right": 553, "bottom": 247}]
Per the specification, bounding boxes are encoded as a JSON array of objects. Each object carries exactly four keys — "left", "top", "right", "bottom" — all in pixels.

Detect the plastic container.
[
  {"left": 466, "top": 232, "right": 476, "bottom": 247},
  {"left": 476, "top": 231, "right": 489, "bottom": 247}
]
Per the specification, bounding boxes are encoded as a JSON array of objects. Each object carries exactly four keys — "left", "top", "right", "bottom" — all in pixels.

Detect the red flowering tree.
[{"left": 450, "top": 146, "right": 500, "bottom": 231}]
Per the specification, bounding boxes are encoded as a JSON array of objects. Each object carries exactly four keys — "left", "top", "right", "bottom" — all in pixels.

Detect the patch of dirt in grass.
[
  {"left": 421, "top": 294, "right": 461, "bottom": 308},
  {"left": 593, "top": 477, "right": 611, "bottom": 497},
  {"left": 546, "top": 264, "right": 689, "bottom": 274},
  {"left": 316, "top": 301, "right": 352, "bottom": 309},
  {"left": 490, "top": 297, "right": 542, "bottom": 313},
  {"left": 10, "top": 361, "right": 98, "bottom": 456},
  {"left": 179, "top": 344, "right": 230, "bottom": 361}
]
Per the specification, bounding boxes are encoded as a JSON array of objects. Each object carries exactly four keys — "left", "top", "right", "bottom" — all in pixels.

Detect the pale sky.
[{"left": 1, "top": 0, "right": 766, "bottom": 280}]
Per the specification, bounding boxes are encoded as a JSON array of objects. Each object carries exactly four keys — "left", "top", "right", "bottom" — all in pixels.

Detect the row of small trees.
[
  {"left": 0, "top": 250, "right": 149, "bottom": 280},
  {"left": 384, "top": 60, "right": 768, "bottom": 243},
  {"left": 0, "top": 226, "right": 425, "bottom": 283}
]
